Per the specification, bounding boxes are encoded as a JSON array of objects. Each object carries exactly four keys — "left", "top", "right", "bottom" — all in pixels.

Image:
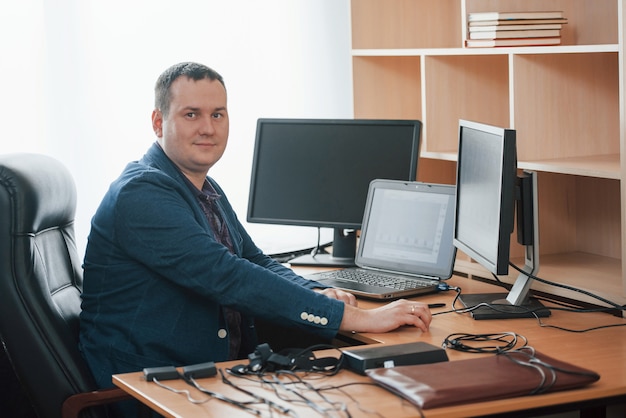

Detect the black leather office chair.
[{"left": 0, "top": 153, "right": 132, "bottom": 418}]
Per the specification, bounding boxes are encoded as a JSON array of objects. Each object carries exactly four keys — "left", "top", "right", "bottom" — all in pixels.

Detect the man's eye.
[
  {"left": 212, "top": 113, "right": 223, "bottom": 119},
  {"left": 186, "top": 112, "right": 196, "bottom": 118}
]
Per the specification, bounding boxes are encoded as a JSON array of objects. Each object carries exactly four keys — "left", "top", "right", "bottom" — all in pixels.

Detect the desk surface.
[{"left": 113, "top": 275, "right": 626, "bottom": 417}]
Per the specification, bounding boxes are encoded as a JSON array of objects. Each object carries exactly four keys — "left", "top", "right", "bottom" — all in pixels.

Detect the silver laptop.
[{"left": 306, "top": 179, "right": 456, "bottom": 299}]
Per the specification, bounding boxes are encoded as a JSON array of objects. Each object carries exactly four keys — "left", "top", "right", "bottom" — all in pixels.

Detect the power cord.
[
  {"left": 434, "top": 265, "right": 626, "bottom": 333},
  {"left": 442, "top": 332, "right": 528, "bottom": 354},
  {"left": 267, "top": 236, "right": 333, "bottom": 263},
  {"left": 508, "top": 262, "right": 625, "bottom": 311},
  {"left": 432, "top": 283, "right": 463, "bottom": 317},
  {"left": 143, "top": 363, "right": 270, "bottom": 416},
  {"left": 499, "top": 346, "right": 600, "bottom": 395}
]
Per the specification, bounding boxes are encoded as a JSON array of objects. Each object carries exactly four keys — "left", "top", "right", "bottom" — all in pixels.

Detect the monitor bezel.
[{"left": 453, "top": 119, "right": 517, "bottom": 276}]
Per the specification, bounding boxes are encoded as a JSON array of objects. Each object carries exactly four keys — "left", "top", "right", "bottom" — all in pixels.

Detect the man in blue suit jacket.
[{"left": 78, "top": 62, "right": 432, "bottom": 399}]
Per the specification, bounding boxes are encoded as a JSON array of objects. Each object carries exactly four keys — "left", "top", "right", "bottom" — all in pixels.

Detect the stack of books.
[{"left": 466, "top": 11, "right": 567, "bottom": 48}]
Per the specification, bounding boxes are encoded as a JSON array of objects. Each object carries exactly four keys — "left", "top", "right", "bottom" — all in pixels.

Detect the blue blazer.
[{"left": 78, "top": 143, "right": 344, "bottom": 388}]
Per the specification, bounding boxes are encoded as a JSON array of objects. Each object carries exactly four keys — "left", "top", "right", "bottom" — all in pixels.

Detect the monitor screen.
[
  {"left": 247, "top": 118, "right": 421, "bottom": 265},
  {"left": 453, "top": 119, "right": 517, "bottom": 276}
]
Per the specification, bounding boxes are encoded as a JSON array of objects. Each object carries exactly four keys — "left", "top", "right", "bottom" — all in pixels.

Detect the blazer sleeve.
[{"left": 112, "top": 172, "right": 344, "bottom": 337}]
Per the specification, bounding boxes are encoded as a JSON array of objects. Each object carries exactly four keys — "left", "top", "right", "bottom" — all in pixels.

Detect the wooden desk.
[{"left": 113, "top": 275, "right": 626, "bottom": 417}]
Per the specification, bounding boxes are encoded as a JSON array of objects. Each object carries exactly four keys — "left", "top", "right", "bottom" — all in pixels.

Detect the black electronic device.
[
  {"left": 247, "top": 118, "right": 421, "bottom": 267},
  {"left": 143, "top": 366, "right": 179, "bottom": 381},
  {"left": 231, "top": 343, "right": 343, "bottom": 374},
  {"left": 453, "top": 119, "right": 550, "bottom": 319},
  {"left": 182, "top": 362, "right": 217, "bottom": 379},
  {"left": 342, "top": 341, "right": 448, "bottom": 375}
]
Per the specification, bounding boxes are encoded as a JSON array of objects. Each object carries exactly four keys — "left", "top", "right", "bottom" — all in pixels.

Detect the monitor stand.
[
  {"left": 459, "top": 293, "right": 550, "bottom": 320},
  {"left": 459, "top": 245, "right": 550, "bottom": 319},
  {"left": 289, "top": 228, "right": 357, "bottom": 267},
  {"left": 459, "top": 244, "right": 550, "bottom": 319}
]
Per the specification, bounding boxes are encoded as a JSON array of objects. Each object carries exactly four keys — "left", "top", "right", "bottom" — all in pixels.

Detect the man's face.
[{"left": 152, "top": 77, "right": 229, "bottom": 186}]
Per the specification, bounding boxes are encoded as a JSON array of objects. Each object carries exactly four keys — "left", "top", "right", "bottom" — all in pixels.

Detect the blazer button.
[
  {"left": 217, "top": 329, "right": 228, "bottom": 339},
  {"left": 300, "top": 312, "right": 308, "bottom": 320}
]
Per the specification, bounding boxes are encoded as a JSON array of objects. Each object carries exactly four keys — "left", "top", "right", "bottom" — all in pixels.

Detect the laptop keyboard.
[{"left": 315, "top": 269, "right": 437, "bottom": 290}]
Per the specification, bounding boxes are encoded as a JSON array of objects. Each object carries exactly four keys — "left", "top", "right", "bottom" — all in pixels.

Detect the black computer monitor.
[
  {"left": 453, "top": 119, "right": 549, "bottom": 319},
  {"left": 247, "top": 118, "right": 421, "bottom": 266}
]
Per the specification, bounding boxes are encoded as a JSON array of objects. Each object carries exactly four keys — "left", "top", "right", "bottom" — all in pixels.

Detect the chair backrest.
[{"left": 0, "top": 153, "right": 100, "bottom": 418}]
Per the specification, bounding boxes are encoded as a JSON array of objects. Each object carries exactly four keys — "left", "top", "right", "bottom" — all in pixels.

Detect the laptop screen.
[{"left": 356, "top": 180, "right": 456, "bottom": 279}]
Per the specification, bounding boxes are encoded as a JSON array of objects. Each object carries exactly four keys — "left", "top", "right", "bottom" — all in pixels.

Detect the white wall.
[{"left": 1, "top": 0, "right": 353, "bottom": 255}]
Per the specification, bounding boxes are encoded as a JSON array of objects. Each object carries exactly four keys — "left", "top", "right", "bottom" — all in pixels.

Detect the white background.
[{"left": 1, "top": 0, "right": 353, "bottom": 255}]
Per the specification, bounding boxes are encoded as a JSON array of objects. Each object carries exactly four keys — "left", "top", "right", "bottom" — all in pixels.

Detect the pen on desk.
[{"left": 428, "top": 303, "right": 446, "bottom": 308}]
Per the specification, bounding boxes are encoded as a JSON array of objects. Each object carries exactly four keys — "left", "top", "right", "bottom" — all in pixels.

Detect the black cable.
[
  {"left": 218, "top": 369, "right": 294, "bottom": 416},
  {"left": 218, "top": 343, "right": 350, "bottom": 416},
  {"left": 534, "top": 313, "right": 626, "bottom": 333},
  {"left": 499, "top": 347, "right": 600, "bottom": 395},
  {"left": 442, "top": 332, "right": 528, "bottom": 354},
  {"left": 272, "top": 370, "right": 348, "bottom": 416},
  {"left": 430, "top": 284, "right": 463, "bottom": 316},
  {"left": 310, "top": 227, "right": 323, "bottom": 257},
  {"left": 500, "top": 349, "right": 553, "bottom": 394},
  {"left": 289, "top": 344, "right": 345, "bottom": 375},
  {"left": 150, "top": 377, "right": 209, "bottom": 405},
  {"left": 504, "top": 262, "right": 626, "bottom": 332},
  {"left": 227, "top": 368, "right": 353, "bottom": 417},
  {"left": 440, "top": 278, "right": 543, "bottom": 317},
  {"left": 267, "top": 238, "right": 333, "bottom": 263},
  {"left": 435, "top": 276, "right": 626, "bottom": 333},
  {"left": 184, "top": 374, "right": 268, "bottom": 416},
  {"left": 316, "top": 382, "right": 387, "bottom": 418},
  {"left": 454, "top": 300, "right": 544, "bottom": 317},
  {"left": 509, "top": 261, "right": 625, "bottom": 311}
]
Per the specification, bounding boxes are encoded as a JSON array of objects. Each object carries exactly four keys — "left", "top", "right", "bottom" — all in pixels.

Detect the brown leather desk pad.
[{"left": 366, "top": 350, "right": 600, "bottom": 409}]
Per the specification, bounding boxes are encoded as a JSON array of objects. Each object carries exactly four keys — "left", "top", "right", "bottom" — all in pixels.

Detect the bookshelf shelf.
[
  {"left": 350, "top": 0, "right": 626, "bottom": 307},
  {"left": 420, "top": 152, "right": 621, "bottom": 180},
  {"left": 353, "top": 44, "right": 619, "bottom": 57},
  {"left": 520, "top": 154, "right": 621, "bottom": 179}
]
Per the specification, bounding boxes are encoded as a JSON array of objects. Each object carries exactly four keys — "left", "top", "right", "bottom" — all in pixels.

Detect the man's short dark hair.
[{"left": 154, "top": 62, "right": 226, "bottom": 116}]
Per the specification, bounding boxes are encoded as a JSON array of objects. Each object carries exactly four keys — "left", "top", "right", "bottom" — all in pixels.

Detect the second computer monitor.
[
  {"left": 454, "top": 119, "right": 517, "bottom": 276},
  {"left": 247, "top": 118, "right": 422, "bottom": 266},
  {"left": 453, "top": 119, "right": 549, "bottom": 320}
]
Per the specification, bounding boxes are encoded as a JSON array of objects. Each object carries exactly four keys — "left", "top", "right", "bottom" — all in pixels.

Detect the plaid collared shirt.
[{"left": 189, "top": 178, "right": 242, "bottom": 360}]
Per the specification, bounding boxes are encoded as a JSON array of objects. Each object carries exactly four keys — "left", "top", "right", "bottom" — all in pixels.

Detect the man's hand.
[
  {"left": 314, "top": 287, "right": 358, "bottom": 307},
  {"left": 340, "top": 299, "right": 432, "bottom": 333}
]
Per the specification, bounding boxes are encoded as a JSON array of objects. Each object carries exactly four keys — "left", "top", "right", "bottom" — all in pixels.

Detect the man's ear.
[{"left": 152, "top": 109, "right": 163, "bottom": 137}]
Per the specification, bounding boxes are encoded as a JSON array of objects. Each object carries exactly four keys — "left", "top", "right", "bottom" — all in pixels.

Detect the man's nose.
[{"left": 199, "top": 116, "right": 216, "bottom": 135}]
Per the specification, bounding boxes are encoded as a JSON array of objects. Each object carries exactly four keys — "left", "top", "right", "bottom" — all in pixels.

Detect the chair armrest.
[{"left": 62, "top": 387, "right": 132, "bottom": 418}]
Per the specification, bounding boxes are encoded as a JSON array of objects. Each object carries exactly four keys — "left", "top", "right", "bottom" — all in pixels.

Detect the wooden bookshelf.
[{"left": 350, "top": 0, "right": 626, "bottom": 307}]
